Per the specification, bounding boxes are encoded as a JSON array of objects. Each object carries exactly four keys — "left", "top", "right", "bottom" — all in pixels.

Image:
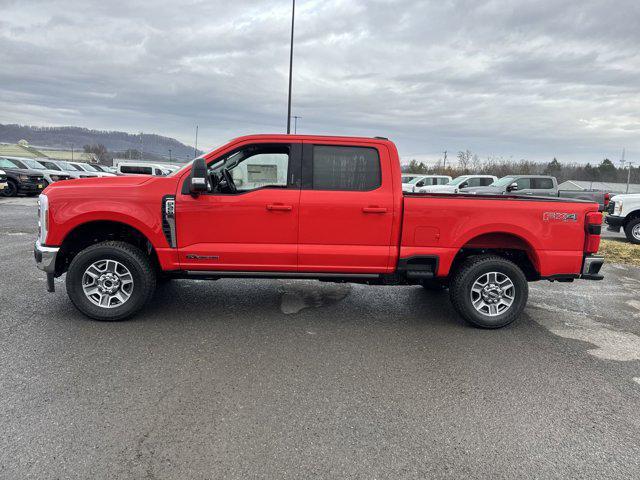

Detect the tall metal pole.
[
  {"left": 194, "top": 125, "right": 199, "bottom": 157},
  {"left": 286, "top": 0, "right": 295, "bottom": 134},
  {"left": 293, "top": 115, "right": 301, "bottom": 134},
  {"left": 626, "top": 161, "right": 632, "bottom": 194}
]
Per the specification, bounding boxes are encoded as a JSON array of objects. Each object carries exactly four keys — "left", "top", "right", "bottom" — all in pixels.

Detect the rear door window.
[
  {"left": 311, "top": 146, "right": 381, "bottom": 191},
  {"left": 531, "top": 178, "right": 554, "bottom": 189}
]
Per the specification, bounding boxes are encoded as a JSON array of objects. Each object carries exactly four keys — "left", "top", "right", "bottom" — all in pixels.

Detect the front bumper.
[
  {"left": 34, "top": 240, "right": 59, "bottom": 274},
  {"left": 604, "top": 215, "right": 625, "bottom": 231},
  {"left": 581, "top": 255, "right": 604, "bottom": 280},
  {"left": 19, "top": 183, "right": 45, "bottom": 193}
]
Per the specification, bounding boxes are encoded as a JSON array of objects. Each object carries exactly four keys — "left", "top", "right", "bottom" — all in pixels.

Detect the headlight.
[
  {"left": 614, "top": 201, "right": 623, "bottom": 215},
  {"left": 19, "top": 174, "right": 29, "bottom": 181},
  {"left": 38, "top": 194, "right": 49, "bottom": 244}
]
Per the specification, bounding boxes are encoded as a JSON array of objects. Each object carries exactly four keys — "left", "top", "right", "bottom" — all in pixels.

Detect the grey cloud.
[{"left": 0, "top": 0, "right": 638, "bottom": 164}]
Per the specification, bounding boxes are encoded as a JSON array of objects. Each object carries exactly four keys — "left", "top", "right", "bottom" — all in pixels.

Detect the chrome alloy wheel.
[
  {"left": 82, "top": 259, "right": 134, "bottom": 308},
  {"left": 470, "top": 271, "right": 515, "bottom": 317},
  {"left": 633, "top": 223, "right": 640, "bottom": 241}
]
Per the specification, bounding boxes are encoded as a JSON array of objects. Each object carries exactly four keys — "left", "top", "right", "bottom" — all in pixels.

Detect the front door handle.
[
  {"left": 266, "top": 204, "right": 293, "bottom": 211},
  {"left": 362, "top": 206, "right": 387, "bottom": 214}
]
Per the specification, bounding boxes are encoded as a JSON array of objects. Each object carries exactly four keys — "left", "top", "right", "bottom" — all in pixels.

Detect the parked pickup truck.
[
  {"left": 416, "top": 175, "right": 498, "bottom": 194},
  {"left": 34, "top": 135, "right": 604, "bottom": 328},
  {"left": 605, "top": 193, "right": 640, "bottom": 244},
  {"left": 462, "top": 175, "right": 610, "bottom": 211}
]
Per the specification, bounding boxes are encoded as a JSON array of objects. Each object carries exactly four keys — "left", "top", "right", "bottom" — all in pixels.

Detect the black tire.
[
  {"left": 66, "top": 241, "right": 156, "bottom": 321},
  {"left": 1, "top": 179, "right": 17, "bottom": 197},
  {"left": 449, "top": 255, "right": 528, "bottom": 329},
  {"left": 624, "top": 217, "right": 640, "bottom": 245},
  {"left": 421, "top": 279, "right": 447, "bottom": 291}
]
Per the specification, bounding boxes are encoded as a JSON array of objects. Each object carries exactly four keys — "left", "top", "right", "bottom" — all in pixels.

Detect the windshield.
[
  {"left": 40, "top": 161, "right": 61, "bottom": 171},
  {"left": 78, "top": 163, "right": 99, "bottom": 172},
  {"left": 57, "top": 161, "right": 80, "bottom": 171},
  {"left": 449, "top": 176, "right": 470, "bottom": 186},
  {"left": 169, "top": 158, "right": 197, "bottom": 177},
  {"left": 407, "top": 177, "right": 426, "bottom": 185},
  {"left": 492, "top": 176, "right": 517, "bottom": 187},
  {"left": 22, "top": 159, "right": 47, "bottom": 170},
  {"left": 0, "top": 158, "right": 21, "bottom": 169}
]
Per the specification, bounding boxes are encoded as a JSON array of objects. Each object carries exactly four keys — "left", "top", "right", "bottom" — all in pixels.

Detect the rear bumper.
[
  {"left": 34, "top": 240, "right": 59, "bottom": 274},
  {"left": 581, "top": 255, "right": 604, "bottom": 280},
  {"left": 604, "top": 215, "right": 625, "bottom": 231}
]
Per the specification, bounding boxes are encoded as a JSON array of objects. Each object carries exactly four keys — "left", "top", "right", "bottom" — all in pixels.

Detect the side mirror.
[
  {"left": 189, "top": 158, "right": 209, "bottom": 195},
  {"left": 507, "top": 182, "right": 518, "bottom": 192}
]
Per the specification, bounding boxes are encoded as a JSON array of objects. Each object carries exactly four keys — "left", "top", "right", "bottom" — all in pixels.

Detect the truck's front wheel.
[
  {"left": 624, "top": 217, "right": 640, "bottom": 244},
  {"left": 449, "top": 255, "right": 528, "bottom": 328},
  {"left": 66, "top": 241, "right": 156, "bottom": 321}
]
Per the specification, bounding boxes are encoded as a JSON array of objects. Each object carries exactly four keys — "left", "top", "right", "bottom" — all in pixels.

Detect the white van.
[
  {"left": 117, "top": 163, "right": 171, "bottom": 176},
  {"left": 401, "top": 175, "right": 452, "bottom": 193}
]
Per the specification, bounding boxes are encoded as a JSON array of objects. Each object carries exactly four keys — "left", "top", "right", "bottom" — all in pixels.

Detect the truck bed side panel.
[{"left": 400, "top": 195, "right": 598, "bottom": 277}]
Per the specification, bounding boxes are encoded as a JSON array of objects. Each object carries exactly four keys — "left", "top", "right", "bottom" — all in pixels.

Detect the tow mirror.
[
  {"left": 189, "top": 158, "right": 208, "bottom": 195},
  {"left": 507, "top": 182, "right": 518, "bottom": 192}
]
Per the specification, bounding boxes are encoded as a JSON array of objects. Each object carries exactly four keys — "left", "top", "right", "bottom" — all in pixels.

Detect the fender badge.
[
  {"left": 543, "top": 212, "right": 577, "bottom": 222},
  {"left": 186, "top": 254, "right": 220, "bottom": 260}
]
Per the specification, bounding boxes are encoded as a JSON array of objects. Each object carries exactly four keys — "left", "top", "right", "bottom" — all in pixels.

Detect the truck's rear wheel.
[
  {"left": 624, "top": 218, "right": 640, "bottom": 244},
  {"left": 449, "top": 255, "right": 528, "bottom": 328},
  {"left": 66, "top": 241, "right": 156, "bottom": 321}
]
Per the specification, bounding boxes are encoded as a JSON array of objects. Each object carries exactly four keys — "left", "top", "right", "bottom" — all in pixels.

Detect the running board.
[{"left": 181, "top": 271, "right": 381, "bottom": 280}]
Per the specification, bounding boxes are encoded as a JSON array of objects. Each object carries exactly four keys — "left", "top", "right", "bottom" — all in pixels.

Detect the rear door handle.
[
  {"left": 266, "top": 204, "right": 293, "bottom": 211},
  {"left": 362, "top": 206, "right": 387, "bottom": 214}
]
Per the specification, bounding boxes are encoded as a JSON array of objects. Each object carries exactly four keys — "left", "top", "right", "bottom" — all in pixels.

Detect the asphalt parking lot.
[{"left": 1, "top": 197, "right": 639, "bottom": 479}]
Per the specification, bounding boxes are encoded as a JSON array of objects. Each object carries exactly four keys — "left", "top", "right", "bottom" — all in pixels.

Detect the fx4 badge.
[{"left": 543, "top": 212, "right": 577, "bottom": 222}]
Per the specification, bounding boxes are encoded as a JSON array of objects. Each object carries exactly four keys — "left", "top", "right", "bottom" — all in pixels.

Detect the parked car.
[
  {"left": 605, "top": 193, "right": 640, "bottom": 244},
  {"left": 37, "top": 159, "right": 96, "bottom": 179},
  {"left": 402, "top": 175, "right": 452, "bottom": 192},
  {"left": 0, "top": 157, "right": 46, "bottom": 197},
  {"left": 35, "top": 134, "right": 603, "bottom": 329},
  {"left": 117, "top": 162, "right": 172, "bottom": 176},
  {"left": 416, "top": 175, "right": 498, "bottom": 194},
  {"left": 67, "top": 161, "right": 116, "bottom": 177},
  {"left": 2, "top": 157, "right": 72, "bottom": 187},
  {"left": 462, "top": 175, "right": 609, "bottom": 210}
]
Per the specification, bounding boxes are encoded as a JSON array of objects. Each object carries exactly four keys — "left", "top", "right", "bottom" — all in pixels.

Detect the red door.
[
  {"left": 176, "top": 142, "right": 301, "bottom": 272},
  {"left": 298, "top": 142, "right": 395, "bottom": 273}
]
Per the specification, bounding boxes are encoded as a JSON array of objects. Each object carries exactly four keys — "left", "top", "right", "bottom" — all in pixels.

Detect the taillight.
[
  {"left": 604, "top": 192, "right": 611, "bottom": 207},
  {"left": 584, "top": 211, "right": 602, "bottom": 253}
]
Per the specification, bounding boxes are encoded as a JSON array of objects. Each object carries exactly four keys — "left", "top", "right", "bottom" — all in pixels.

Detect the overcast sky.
[{"left": 1, "top": 0, "right": 638, "bottom": 164}]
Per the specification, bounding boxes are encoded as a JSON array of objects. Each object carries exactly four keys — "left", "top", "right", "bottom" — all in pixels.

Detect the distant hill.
[{"left": 0, "top": 124, "right": 201, "bottom": 162}]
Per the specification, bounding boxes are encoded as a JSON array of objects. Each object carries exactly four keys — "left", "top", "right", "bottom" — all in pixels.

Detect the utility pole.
[
  {"left": 292, "top": 115, "right": 301, "bottom": 134},
  {"left": 443, "top": 150, "right": 447, "bottom": 170},
  {"left": 194, "top": 125, "right": 199, "bottom": 157},
  {"left": 286, "top": 0, "right": 296, "bottom": 134}
]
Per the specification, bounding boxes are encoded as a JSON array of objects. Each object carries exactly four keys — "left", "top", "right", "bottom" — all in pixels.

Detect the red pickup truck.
[{"left": 34, "top": 134, "right": 604, "bottom": 328}]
